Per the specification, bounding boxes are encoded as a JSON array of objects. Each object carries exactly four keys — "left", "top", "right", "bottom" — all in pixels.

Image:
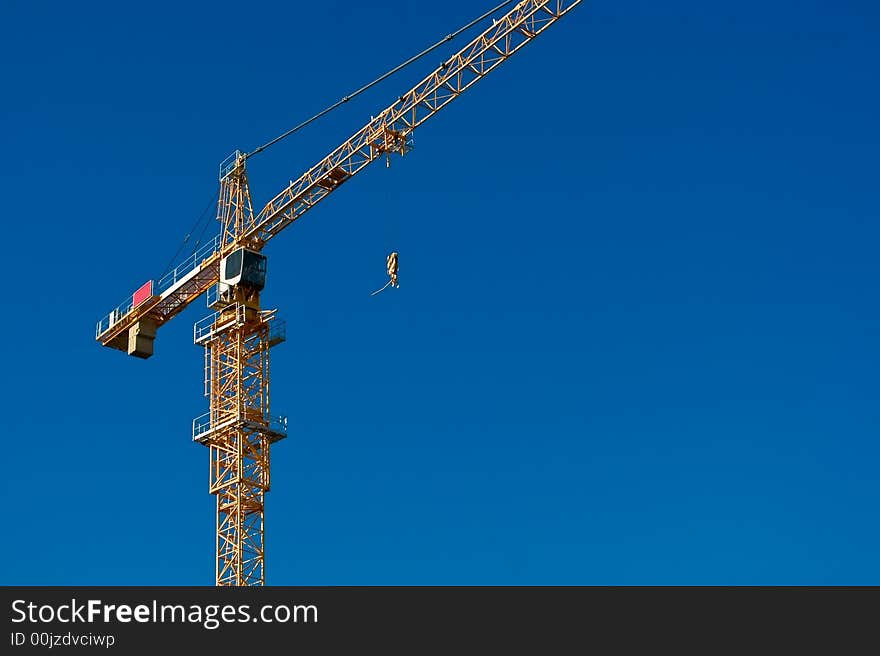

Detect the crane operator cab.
[{"left": 218, "top": 248, "right": 267, "bottom": 309}]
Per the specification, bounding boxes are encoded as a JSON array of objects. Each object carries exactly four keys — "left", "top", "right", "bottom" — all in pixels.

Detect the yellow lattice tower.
[
  {"left": 192, "top": 163, "right": 287, "bottom": 586},
  {"left": 196, "top": 304, "right": 285, "bottom": 585},
  {"left": 95, "top": 0, "right": 583, "bottom": 586}
]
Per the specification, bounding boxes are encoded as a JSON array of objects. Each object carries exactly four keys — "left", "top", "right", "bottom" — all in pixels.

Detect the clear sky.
[{"left": 2, "top": 0, "right": 878, "bottom": 585}]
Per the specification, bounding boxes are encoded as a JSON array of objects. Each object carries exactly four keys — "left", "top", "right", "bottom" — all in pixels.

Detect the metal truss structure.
[
  {"left": 193, "top": 299, "right": 287, "bottom": 586},
  {"left": 95, "top": 0, "right": 582, "bottom": 585},
  {"left": 95, "top": 1, "right": 582, "bottom": 351}
]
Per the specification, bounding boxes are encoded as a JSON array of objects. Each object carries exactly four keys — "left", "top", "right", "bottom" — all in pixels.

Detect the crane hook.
[{"left": 370, "top": 251, "right": 399, "bottom": 296}]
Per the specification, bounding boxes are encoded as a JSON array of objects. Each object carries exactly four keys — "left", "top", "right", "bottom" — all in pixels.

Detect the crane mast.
[
  {"left": 95, "top": 0, "right": 581, "bottom": 586},
  {"left": 193, "top": 156, "right": 284, "bottom": 586}
]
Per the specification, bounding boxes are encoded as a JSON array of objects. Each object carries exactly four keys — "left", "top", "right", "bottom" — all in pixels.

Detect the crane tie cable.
[
  {"left": 159, "top": 189, "right": 219, "bottom": 280},
  {"left": 246, "top": 0, "right": 516, "bottom": 160}
]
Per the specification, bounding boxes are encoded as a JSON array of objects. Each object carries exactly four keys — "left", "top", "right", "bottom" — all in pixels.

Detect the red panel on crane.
[{"left": 133, "top": 280, "right": 154, "bottom": 308}]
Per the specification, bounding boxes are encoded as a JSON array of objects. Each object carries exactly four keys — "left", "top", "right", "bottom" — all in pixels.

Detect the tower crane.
[{"left": 95, "top": 0, "right": 582, "bottom": 586}]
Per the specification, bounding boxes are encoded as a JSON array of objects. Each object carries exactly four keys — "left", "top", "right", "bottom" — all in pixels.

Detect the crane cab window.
[
  {"left": 241, "top": 250, "right": 267, "bottom": 290},
  {"left": 223, "top": 249, "right": 243, "bottom": 282},
  {"left": 221, "top": 248, "right": 267, "bottom": 291}
]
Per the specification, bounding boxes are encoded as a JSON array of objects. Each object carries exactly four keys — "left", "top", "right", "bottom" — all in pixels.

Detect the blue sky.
[{"left": 2, "top": 0, "right": 878, "bottom": 584}]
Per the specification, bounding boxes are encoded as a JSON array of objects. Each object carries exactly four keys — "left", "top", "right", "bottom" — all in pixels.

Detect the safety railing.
[
  {"left": 192, "top": 412, "right": 213, "bottom": 441},
  {"left": 219, "top": 151, "right": 243, "bottom": 181},
  {"left": 192, "top": 411, "right": 288, "bottom": 442},
  {"left": 156, "top": 234, "right": 221, "bottom": 296},
  {"left": 95, "top": 294, "right": 136, "bottom": 338},
  {"left": 193, "top": 305, "right": 251, "bottom": 345},
  {"left": 194, "top": 308, "right": 286, "bottom": 346},
  {"left": 193, "top": 313, "right": 219, "bottom": 344},
  {"left": 268, "top": 320, "right": 287, "bottom": 347},
  {"left": 206, "top": 283, "right": 219, "bottom": 308},
  {"left": 267, "top": 415, "right": 288, "bottom": 436},
  {"left": 96, "top": 233, "right": 221, "bottom": 339}
]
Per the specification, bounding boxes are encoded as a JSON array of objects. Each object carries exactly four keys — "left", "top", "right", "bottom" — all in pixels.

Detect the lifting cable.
[{"left": 245, "top": 0, "right": 516, "bottom": 160}]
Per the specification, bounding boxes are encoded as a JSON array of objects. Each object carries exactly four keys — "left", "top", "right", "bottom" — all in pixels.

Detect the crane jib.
[{"left": 96, "top": 0, "right": 581, "bottom": 356}]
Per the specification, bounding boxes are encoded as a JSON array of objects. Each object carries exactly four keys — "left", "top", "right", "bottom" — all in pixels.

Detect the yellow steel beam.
[
  {"left": 95, "top": 0, "right": 581, "bottom": 352},
  {"left": 245, "top": 0, "right": 582, "bottom": 248}
]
